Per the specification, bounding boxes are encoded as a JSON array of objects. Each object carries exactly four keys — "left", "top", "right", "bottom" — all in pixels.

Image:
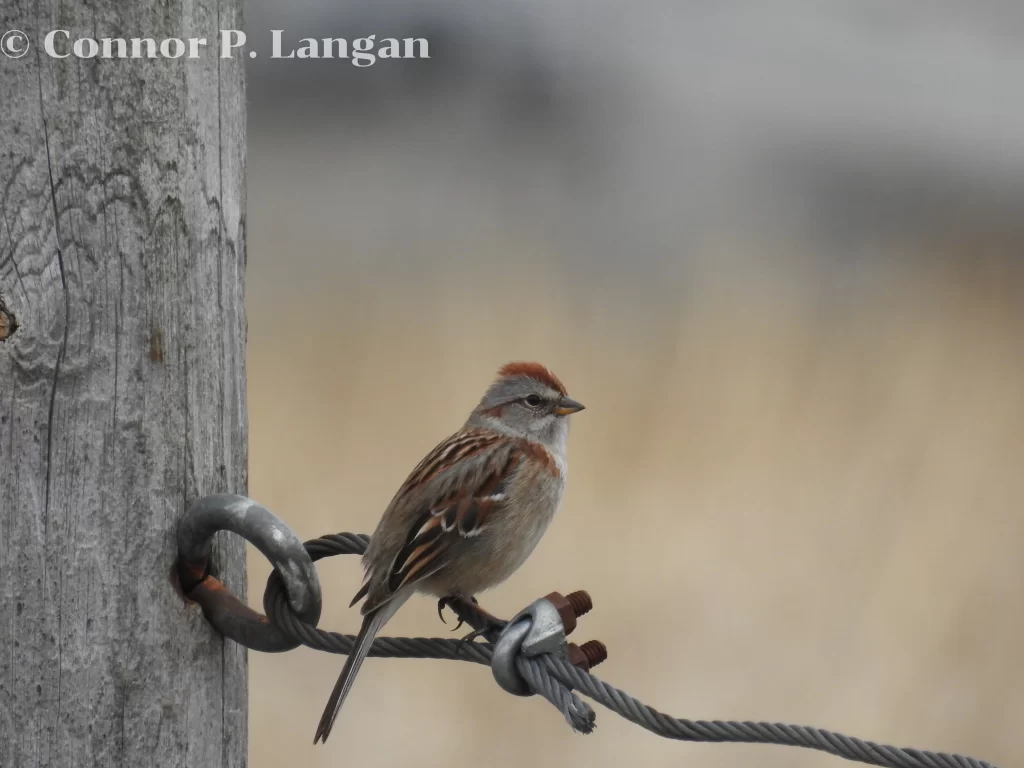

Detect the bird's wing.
[{"left": 354, "top": 430, "right": 521, "bottom": 612}]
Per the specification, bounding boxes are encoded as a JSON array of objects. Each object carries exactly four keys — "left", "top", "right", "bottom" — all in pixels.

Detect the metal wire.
[
  {"left": 178, "top": 496, "right": 1001, "bottom": 768},
  {"left": 540, "top": 657, "right": 995, "bottom": 768}
]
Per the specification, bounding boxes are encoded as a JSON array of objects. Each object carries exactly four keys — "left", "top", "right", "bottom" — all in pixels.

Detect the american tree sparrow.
[{"left": 314, "top": 362, "right": 584, "bottom": 743}]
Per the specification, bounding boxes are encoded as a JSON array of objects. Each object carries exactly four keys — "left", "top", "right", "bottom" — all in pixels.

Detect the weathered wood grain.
[{"left": 0, "top": 3, "right": 247, "bottom": 767}]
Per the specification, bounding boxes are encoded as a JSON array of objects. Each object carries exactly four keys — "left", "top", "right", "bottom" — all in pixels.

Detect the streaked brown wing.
[
  {"left": 398, "top": 428, "right": 503, "bottom": 493},
  {"left": 384, "top": 447, "right": 519, "bottom": 594}
]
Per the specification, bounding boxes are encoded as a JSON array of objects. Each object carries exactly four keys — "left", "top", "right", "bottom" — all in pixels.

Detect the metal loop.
[
  {"left": 177, "top": 493, "right": 323, "bottom": 652},
  {"left": 490, "top": 596, "right": 570, "bottom": 696},
  {"left": 491, "top": 619, "right": 533, "bottom": 696},
  {"left": 516, "top": 598, "right": 570, "bottom": 658}
]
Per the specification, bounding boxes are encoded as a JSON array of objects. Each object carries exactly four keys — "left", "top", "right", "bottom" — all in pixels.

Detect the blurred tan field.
[
  {"left": 245, "top": 253, "right": 1024, "bottom": 768},
  {"left": 239, "top": 5, "right": 1024, "bottom": 765}
]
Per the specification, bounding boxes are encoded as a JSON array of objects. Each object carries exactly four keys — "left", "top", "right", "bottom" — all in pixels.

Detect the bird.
[{"left": 313, "top": 361, "right": 585, "bottom": 744}]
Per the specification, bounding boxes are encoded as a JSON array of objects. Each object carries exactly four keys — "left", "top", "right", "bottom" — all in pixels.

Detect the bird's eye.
[{"left": 524, "top": 394, "right": 543, "bottom": 407}]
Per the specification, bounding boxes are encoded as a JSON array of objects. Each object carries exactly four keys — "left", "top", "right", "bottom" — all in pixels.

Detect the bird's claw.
[
  {"left": 454, "top": 616, "right": 508, "bottom": 656},
  {"left": 437, "top": 595, "right": 468, "bottom": 631},
  {"left": 437, "top": 597, "right": 449, "bottom": 624},
  {"left": 457, "top": 628, "right": 487, "bottom": 649}
]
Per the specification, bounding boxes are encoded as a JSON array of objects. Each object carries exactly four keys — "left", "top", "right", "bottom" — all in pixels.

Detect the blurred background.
[{"left": 242, "top": 2, "right": 1024, "bottom": 767}]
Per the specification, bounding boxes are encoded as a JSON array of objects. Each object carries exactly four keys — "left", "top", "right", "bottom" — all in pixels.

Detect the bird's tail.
[{"left": 313, "top": 592, "right": 408, "bottom": 744}]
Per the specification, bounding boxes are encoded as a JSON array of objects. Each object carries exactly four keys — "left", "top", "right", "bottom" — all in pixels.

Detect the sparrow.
[{"left": 313, "top": 361, "right": 584, "bottom": 743}]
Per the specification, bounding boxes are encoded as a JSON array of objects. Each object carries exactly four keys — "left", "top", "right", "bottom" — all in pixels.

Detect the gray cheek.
[{"left": 537, "top": 414, "right": 560, "bottom": 440}]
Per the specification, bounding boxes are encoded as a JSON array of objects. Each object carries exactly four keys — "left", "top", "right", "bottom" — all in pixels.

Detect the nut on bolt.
[
  {"left": 568, "top": 640, "right": 608, "bottom": 671},
  {"left": 543, "top": 590, "right": 593, "bottom": 635}
]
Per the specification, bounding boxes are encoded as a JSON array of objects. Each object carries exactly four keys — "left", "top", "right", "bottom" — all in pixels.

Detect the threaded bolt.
[
  {"left": 565, "top": 590, "right": 593, "bottom": 618},
  {"left": 579, "top": 639, "right": 607, "bottom": 668},
  {"left": 544, "top": 590, "right": 594, "bottom": 635},
  {"left": 567, "top": 639, "right": 608, "bottom": 671}
]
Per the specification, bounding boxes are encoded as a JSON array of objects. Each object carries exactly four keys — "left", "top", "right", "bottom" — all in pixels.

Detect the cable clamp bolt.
[{"left": 490, "top": 590, "right": 594, "bottom": 696}]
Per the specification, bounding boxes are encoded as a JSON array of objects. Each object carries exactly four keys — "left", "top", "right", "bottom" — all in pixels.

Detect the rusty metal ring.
[{"left": 177, "top": 493, "right": 323, "bottom": 652}]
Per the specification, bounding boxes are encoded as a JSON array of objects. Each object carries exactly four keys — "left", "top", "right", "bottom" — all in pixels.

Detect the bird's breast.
[{"left": 479, "top": 470, "right": 564, "bottom": 588}]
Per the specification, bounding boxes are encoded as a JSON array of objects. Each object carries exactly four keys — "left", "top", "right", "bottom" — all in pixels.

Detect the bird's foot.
[
  {"left": 452, "top": 596, "right": 508, "bottom": 655},
  {"left": 439, "top": 593, "right": 508, "bottom": 650},
  {"left": 457, "top": 620, "right": 507, "bottom": 646},
  {"left": 436, "top": 595, "right": 466, "bottom": 631}
]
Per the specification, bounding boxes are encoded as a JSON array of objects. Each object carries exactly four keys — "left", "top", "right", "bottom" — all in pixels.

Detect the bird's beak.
[{"left": 554, "top": 397, "right": 585, "bottom": 416}]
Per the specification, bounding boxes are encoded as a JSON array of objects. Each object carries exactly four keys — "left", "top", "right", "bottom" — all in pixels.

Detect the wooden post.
[{"left": 0, "top": 4, "right": 247, "bottom": 767}]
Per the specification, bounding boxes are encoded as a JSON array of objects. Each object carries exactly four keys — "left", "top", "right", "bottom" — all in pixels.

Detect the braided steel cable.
[
  {"left": 540, "top": 656, "right": 995, "bottom": 768},
  {"left": 177, "top": 498, "right": 1001, "bottom": 768},
  {"left": 263, "top": 534, "right": 997, "bottom": 768}
]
